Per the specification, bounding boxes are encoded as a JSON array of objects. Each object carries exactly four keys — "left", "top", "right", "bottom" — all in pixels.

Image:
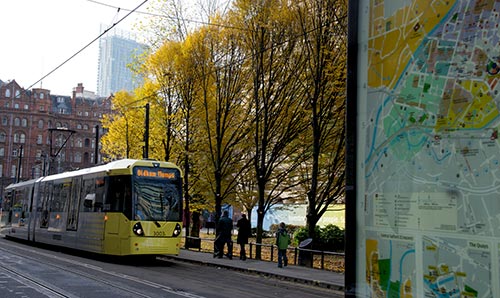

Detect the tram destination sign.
[{"left": 134, "top": 167, "right": 178, "bottom": 180}]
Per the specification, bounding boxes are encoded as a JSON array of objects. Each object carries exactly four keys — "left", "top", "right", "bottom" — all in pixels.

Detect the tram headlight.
[
  {"left": 172, "top": 223, "right": 181, "bottom": 237},
  {"left": 133, "top": 222, "right": 144, "bottom": 236}
]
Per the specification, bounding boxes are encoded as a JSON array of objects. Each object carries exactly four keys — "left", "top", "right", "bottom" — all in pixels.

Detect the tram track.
[
  {"left": 0, "top": 240, "right": 206, "bottom": 298},
  {"left": 0, "top": 262, "right": 75, "bottom": 298}
]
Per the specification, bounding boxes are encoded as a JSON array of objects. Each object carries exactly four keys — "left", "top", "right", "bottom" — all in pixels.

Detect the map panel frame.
[{"left": 346, "top": 0, "right": 500, "bottom": 296}]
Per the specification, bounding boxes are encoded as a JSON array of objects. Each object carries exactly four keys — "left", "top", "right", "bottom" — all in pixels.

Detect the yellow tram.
[{"left": 1, "top": 159, "right": 183, "bottom": 256}]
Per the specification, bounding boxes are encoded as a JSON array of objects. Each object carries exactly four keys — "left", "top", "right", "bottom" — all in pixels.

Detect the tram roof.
[
  {"left": 45, "top": 159, "right": 180, "bottom": 181},
  {"left": 5, "top": 177, "right": 44, "bottom": 190},
  {"left": 9, "top": 159, "right": 180, "bottom": 186}
]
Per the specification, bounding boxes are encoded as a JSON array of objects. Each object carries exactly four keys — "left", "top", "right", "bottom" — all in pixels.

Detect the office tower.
[{"left": 97, "top": 28, "right": 146, "bottom": 97}]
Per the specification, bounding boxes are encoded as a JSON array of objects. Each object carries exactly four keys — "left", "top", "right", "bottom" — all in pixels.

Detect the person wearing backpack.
[{"left": 276, "top": 222, "right": 291, "bottom": 268}]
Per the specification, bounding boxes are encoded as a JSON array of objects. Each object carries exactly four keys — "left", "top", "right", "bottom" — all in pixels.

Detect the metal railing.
[{"left": 184, "top": 235, "right": 345, "bottom": 271}]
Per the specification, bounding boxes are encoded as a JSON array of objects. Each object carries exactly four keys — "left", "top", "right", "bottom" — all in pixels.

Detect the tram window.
[
  {"left": 106, "top": 176, "right": 132, "bottom": 216},
  {"left": 67, "top": 178, "right": 81, "bottom": 231},
  {"left": 12, "top": 187, "right": 31, "bottom": 225},
  {"left": 3, "top": 191, "right": 12, "bottom": 211},
  {"left": 39, "top": 182, "right": 51, "bottom": 228},
  {"left": 52, "top": 182, "right": 71, "bottom": 212},
  {"left": 36, "top": 184, "right": 44, "bottom": 212},
  {"left": 13, "top": 188, "right": 28, "bottom": 212},
  {"left": 81, "top": 178, "right": 95, "bottom": 212},
  {"left": 94, "top": 178, "right": 105, "bottom": 212},
  {"left": 3, "top": 191, "right": 12, "bottom": 223},
  {"left": 51, "top": 183, "right": 68, "bottom": 212}
]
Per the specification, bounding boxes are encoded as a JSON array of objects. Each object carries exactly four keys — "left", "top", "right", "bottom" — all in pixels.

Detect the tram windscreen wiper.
[{"left": 159, "top": 194, "right": 164, "bottom": 218}]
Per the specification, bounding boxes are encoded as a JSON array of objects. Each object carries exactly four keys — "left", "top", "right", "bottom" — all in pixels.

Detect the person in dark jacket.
[
  {"left": 214, "top": 210, "right": 233, "bottom": 259},
  {"left": 236, "top": 214, "right": 251, "bottom": 260}
]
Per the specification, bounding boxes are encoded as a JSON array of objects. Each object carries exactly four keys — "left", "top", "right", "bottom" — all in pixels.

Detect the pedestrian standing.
[
  {"left": 214, "top": 210, "right": 233, "bottom": 259},
  {"left": 276, "top": 222, "right": 291, "bottom": 268},
  {"left": 236, "top": 214, "right": 251, "bottom": 260}
]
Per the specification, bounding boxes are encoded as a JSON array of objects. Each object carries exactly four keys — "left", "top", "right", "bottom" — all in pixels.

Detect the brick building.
[{"left": 0, "top": 80, "right": 111, "bottom": 194}]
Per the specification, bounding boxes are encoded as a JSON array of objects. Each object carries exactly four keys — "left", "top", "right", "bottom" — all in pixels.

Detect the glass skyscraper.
[{"left": 97, "top": 29, "right": 146, "bottom": 97}]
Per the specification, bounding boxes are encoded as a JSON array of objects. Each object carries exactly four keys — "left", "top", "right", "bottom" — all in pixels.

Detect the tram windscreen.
[{"left": 133, "top": 167, "right": 182, "bottom": 222}]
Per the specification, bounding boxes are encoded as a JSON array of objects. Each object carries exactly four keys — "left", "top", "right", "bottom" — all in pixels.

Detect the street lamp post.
[{"left": 143, "top": 103, "right": 150, "bottom": 159}]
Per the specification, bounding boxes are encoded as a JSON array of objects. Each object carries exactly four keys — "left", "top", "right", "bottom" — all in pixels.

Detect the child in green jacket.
[{"left": 276, "top": 222, "right": 291, "bottom": 268}]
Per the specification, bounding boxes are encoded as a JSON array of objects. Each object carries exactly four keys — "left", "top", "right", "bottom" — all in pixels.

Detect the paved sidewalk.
[{"left": 163, "top": 248, "right": 345, "bottom": 292}]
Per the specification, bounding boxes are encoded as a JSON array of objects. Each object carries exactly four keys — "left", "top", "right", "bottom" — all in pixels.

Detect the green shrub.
[
  {"left": 320, "top": 224, "right": 345, "bottom": 252},
  {"left": 292, "top": 225, "right": 344, "bottom": 252}
]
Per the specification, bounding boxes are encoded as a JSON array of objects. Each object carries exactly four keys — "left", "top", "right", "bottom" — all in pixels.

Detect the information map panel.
[{"left": 353, "top": 0, "right": 500, "bottom": 296}]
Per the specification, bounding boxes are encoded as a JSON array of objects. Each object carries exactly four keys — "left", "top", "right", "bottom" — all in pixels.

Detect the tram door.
[{"left": 29, "top": 183, "right": 41, "bottom": 241}]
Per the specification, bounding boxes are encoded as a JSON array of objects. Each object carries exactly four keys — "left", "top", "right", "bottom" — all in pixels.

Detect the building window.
[
  {"left": 15, "top": 90, "right": 20, "bottom": 98},
  {"left": 0, "top": 148, "right": 4, "bottom": 156},
  {"left": 5, "top": 89, "right": 10, "bottom": 97},
  {"left": 11, "top": 165, "right": 16, "bottom": 178},
  {"left": 24, "top": 105, "right": 28, "bottom": 110},
  {"left": 2, "top": 117, "right": 7, "bottom": 126},
  {"left": 74, "top": 152, "right": 82, "bottom": 163},
  {"left": 59, "top": 108, "right": 65, "bottom": 114},
  {"left": 37, "top": 135, "right": 43, "bottom": 144},
  {"left": 4, "top": 103, "right": 9, "bottom": 108},
  {"left": 14, "top": 103, "right": 19, "bottom": 109},
  {"left": 57, "top": 97, "right": 64, "bottom": 103},
  {"left": 36, "top": 150, "right": 42, "bottom": 158},
  {"left": 77, "top": 124, "right": 82, "bottom": 129},
  {"left": 20, "top": 133, "right": 26, "bottom": 143},
  {"left": 21, "top": 118, "right": 27, "bottom": 127},
  {"left": 14, "top": 118, "right": 20, "bottom": 126},
  {"left": 12, "top": 148, "right": 18, "bottom": 157},
  {"left": 55, "top": 135, "right": 64, "bottom": 147},
  {"left": 76, "top": 138, "right": 82, "bottom": 148},
  {"left": 84, "top": 139, "right": 90, "bottom": 147},
  {"left": 40, "top": 93, "right": 44, "bottom": 99},
  {"left": 0, "top": 132, "right": 5, "bottom": 142},
  {"left": 40, "top": 105, "right": 45, "bottom": 111},
  {"left": 33, "top": 167, "right": 41, "bottom": 178},
  {"left": 84, "top": 111, "right": 89, "bottom": 116},
  {"left": 13, "top": 133, "right": 19, "bottom": 143},
  {"left": 83, "top": 124, "right": 88, "bottom": 130},
  {"left": 38, "top": 120, "right": 44, "bottom": 129}
]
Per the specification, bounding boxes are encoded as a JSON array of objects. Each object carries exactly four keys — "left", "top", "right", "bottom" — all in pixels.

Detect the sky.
[{"left": 1, "top": 0, "right": 151, "bottom": 96}]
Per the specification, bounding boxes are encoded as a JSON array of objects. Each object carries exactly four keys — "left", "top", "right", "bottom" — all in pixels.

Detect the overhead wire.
[
  {"left": 86, "top": 0, "right": 251, "bottom": 32},
  {"left": 25, "top": 0, "right": 344, "bottom": 105},
  {"left": 25, "top": 0, "right": 149, "bottom": 91},
  {"left": 111, "top": 4, "right": 348, "bottom": 109}
]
